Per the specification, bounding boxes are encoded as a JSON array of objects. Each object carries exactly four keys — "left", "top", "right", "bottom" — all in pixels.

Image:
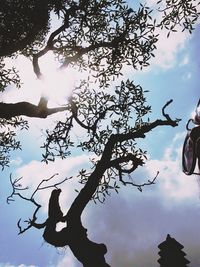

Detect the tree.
[{"left": 1, "top": 0, "right": 199, "bottom": 266}]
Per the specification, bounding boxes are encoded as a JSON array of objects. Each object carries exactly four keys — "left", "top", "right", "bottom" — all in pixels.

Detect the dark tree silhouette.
[
  {"left": 158, "top": 234, "right": 190, "bottom": 267},
  {"left": 2, "top": 0, "right": 200, "bottom": 266},
  {"left": 0, "top": 0, "right": 60, "bottom": 57},
  {"left": 7, "top": 99, "right": 179, "bottom": 267}
]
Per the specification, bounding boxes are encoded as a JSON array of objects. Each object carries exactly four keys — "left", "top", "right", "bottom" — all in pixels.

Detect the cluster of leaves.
[
  {"left": 0, "top": 59, "right": 21, "bottom": 92},
  {"left": 41, "top": 117, "right": 74, "bottom": 163},
  {"left": 157, "top": 0, "right": 200, "bottom": 35},
  {"left": 0, "top": 117, "right": 28, "bottom": 169},
  {"left": 51, "top": 0, "right": 158, "bottom": 86},
  {"left": 75, "top": 79, "right": 150, "bottom": 155},
  {"left": 38, "top": 0, "right": 199, "bottom": 175},
  {"left": 42, "top": 79, "right": 151, "bottom": 198},
  {"left": 1, "top": 0, "right": 199, "bottom": 185},
  {"left": 43, "top": 79, "right": 150, "bottom": 159}
]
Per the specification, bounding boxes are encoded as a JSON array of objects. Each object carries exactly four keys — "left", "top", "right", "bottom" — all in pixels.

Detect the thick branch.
[
  {"left": 112, "top": 118, "right": 179, "bottom": 144},
  {"left": 60, "top": 40, "right": 120, "bottom": 69},
  {"left": 0, "top": 98, "right": 67, "bottom": 119}
]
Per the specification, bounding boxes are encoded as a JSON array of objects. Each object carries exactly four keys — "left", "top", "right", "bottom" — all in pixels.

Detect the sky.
[{"left": 1, "top": 3, "right": 200, "bottom": 267}]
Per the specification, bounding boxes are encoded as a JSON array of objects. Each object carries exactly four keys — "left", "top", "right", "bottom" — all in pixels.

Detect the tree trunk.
[{"left": 42, "top": 189, "right": 111, "bottom": 267}]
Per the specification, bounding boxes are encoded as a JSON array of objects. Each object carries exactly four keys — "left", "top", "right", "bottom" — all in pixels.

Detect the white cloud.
[
  {"left": 145, "top": 132, "right": 200, "bottom": 203},
  {"left": 14, "top": 155, "right": 91, "bottom": 213},
  {"left": 15, "top": 155, "right": 90, "bottom": 184},
  {"left": 152, "top": 28, "right": 190, "bottom": 69},
  {"left": 179, "top": 54, "right": 189, "bottom": 66}
]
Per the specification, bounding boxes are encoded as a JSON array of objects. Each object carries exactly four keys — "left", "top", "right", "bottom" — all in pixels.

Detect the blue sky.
[{"left": 1, "top": 8, "right": 200, "bottom": 267}]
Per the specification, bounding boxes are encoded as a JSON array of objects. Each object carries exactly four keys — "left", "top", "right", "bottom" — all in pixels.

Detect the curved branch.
[
  {"left": 32, "top": 21, "right": 69, "bottom": 78},
  {"left": 162, "top": 99, "right": 174, "bottom": 121},
  {"left": 70, "top": 99, "right": 134, "bottom": 135},
  {"left": 70, "top": 101, "right": 93, "bottom": 131},
  {"left": 32, "top": 4, "right": 78, "bottom": 78},
  {"left": 109, "top": 153, "right": 144, "bottom": 170},
  {"left": 113, "top": 117, "right": 179, "bottom": 145}
]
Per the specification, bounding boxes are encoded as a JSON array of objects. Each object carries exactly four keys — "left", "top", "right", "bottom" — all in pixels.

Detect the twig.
[
  {"left": 35, "top": 176, "right": 73, "bottom": 191},
  {"left": 119, "top": 171, "right": 159, "bottom": 190},
  {"left": 7, "top": 173, "right": 71, "bottom": 234},
  {"left": 7, "top": 174, "right": 28, "bottom": 204}
]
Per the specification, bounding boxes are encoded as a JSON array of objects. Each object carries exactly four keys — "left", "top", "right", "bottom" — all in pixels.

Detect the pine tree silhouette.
[{"left": 158, "top": 234, "right": 190, "bottom": 267}]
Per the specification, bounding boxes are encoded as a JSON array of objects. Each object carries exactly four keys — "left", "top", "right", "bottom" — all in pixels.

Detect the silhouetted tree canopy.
[
  {"left": 1, "top": 0, "right": 200, "bottom": 266},
  {"left": 1, "top": 0, "right": 199, "bottom": 168},
  {"left": 0, "top": 0, "right": 50, "bottom": 57}
]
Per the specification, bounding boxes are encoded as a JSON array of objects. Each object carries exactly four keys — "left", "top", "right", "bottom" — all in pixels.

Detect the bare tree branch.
[
  {"left": 7, "top": 174, "right": 29, "bottom": 204},
  {"left": 118, "top": 170, "right": 159, "bottom": 190},
  {"left": 7, "top": 173, "right": 71, "bottom": 234}
]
